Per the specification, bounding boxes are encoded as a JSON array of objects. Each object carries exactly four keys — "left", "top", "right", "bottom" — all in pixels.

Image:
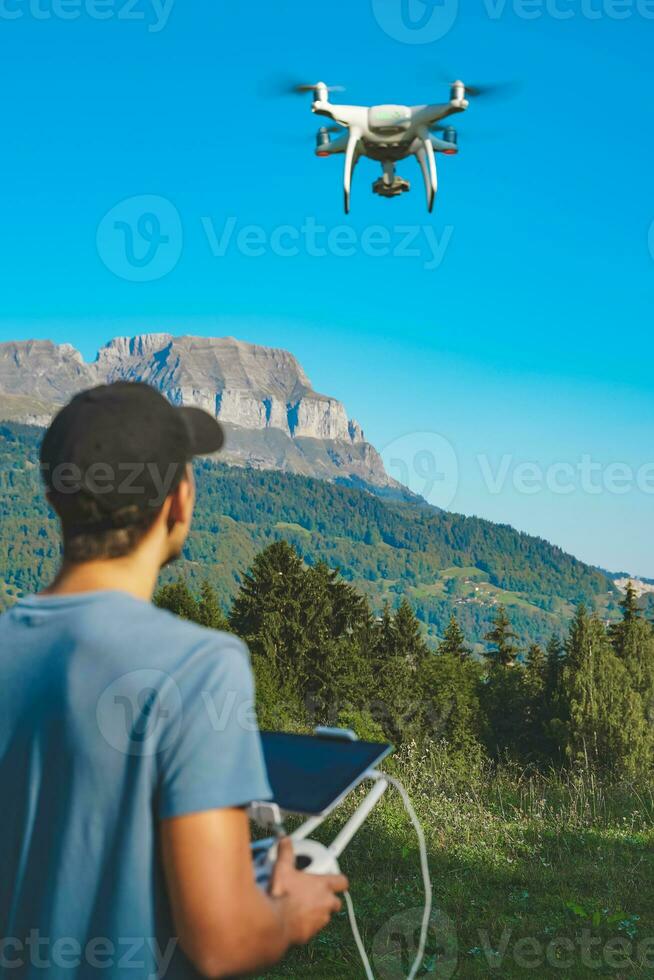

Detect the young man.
[{"left": 0, "top": 382, "right": 347, "bottom": 979}]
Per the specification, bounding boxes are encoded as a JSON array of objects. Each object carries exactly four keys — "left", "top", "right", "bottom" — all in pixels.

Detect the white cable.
[
  {"left": 345, "top": 891, "right": 376, "bottom": 980},
  {"left": 344, "top": 772, "right": 433, "bottom": 980}
]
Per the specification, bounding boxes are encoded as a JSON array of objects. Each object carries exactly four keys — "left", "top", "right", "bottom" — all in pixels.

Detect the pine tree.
[
  {"left": 545, "top": 635, "right": 565, "bottom": 703},
  {"left": 438, "top": 614, "right": 471, "bottom": 660},
  {"left": 229, "top": 541, "right": 307, "bottom": 686},
  {"left": 393, "top": 599, "right": 429, "bottom": 669},
  {"left": 484, "top": 605, "right": 520, "bottom": 667},
  {"left": 301, "top": 561, "right": 373, "bottom": 720},
  {"left": 561, "top": 612, "right": 652, "bottom": 775},
  {"left": 370, "top": 601, "right": 424, "bottom": 743},
  {"left": 197, "top": 580, "right": 229, "bottom": 631},
  {"left": 619, "top": 581, "right": 642, "bottom": 624},
  {"left": 421, "top": 642, "right": 483, "bottom": 755},
  {"left": 155, "top": 578, "right": 200, "bottom": 622},
  {"left": 610, "top": 583, "right": 654, "bottom": 728},
  {"left": 523, "top": 643, "right": 552, "bottom": 759}
]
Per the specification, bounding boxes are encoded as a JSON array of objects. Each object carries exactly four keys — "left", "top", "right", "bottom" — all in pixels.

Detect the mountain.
[
  {"left": 0, "top": 335, "right": 396, "bottom": 491},
  {"left": 0, "top": 423, "right": 627, "bottom": 648}
]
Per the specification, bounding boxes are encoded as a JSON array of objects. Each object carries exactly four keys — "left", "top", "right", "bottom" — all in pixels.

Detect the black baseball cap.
[{"left": 40, "top": 382, "right": 224, "bottom": 533}]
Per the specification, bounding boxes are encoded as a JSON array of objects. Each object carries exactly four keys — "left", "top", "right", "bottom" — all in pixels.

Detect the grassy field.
[{"left": 256, "top": 745, "right": 654, "bottom": 979}]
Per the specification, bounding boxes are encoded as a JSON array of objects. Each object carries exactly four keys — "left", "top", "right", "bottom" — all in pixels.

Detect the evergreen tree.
[
  {"left": 393, "top": 599, "right": 430, "bottom": 669},
  {"left": 545, "top": 635, "right": 565, "bottom": 703},
  {"left": 229, "top": 541, "right": 307, "bottom": 686},
  {"left": 561, "top": 612, "right": 652, "bottom": 775},
  {"left": 523, "top": 643, "right": 551, "bottom": 759},
  {"left": 300, "top": 561, "right": 374, "bottom": 720},
  {"left": 370, "top": 601, "right": 425, "bottom": 743},
  {"left": 619, "top": 581, "right": 641, "bottom": 624},
  {"left": 197, "top": 580, "right": 229, "bottom": 631},
  {"left": 610, "top": 583, "right": 654, "bottom": 728},
  {"left": 155, "top": 578, "right": 200, "bottom": 622},
  {"left": 420, "top": 646, "right": 483, "bottom": 755},
  {"left": 438, "top": 614, "right": 471, "bottom": 660},
  {"left": 484, "top": 605, "right": 520, "bottom": 667}
]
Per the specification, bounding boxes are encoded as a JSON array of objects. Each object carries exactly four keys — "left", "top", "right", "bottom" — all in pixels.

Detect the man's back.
[{"left": 0, "top": 590, "right": 271, "bottom": 979}]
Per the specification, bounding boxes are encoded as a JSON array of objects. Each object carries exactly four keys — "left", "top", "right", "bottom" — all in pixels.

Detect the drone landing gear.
[{"left": 415, "top": 137, "right": 438, "bottom": 213}]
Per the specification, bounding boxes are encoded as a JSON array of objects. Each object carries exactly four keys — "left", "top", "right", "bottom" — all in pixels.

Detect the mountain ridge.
[
  {"left": 0, "top": 422, "right": 634, "bottom": 647},
  {"left": 0, "top": 334, "right": 396, "bottom": 491}
]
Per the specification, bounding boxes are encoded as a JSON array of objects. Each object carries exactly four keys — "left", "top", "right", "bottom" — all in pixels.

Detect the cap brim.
[{"left": 178, "top": 407, "right": 225, "bottom": 456}]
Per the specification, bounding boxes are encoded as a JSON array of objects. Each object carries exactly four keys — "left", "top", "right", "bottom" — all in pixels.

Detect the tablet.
[{"left": 259, "top": 731, "right": 392, "bottom": 816}]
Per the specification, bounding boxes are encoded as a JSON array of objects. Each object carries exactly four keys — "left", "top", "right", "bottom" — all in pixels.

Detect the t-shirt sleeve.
[{"left": 156, "top": 635, "right": 272, "bottom": 819}]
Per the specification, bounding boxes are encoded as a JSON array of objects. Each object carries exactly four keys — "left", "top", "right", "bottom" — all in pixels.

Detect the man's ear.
[{"left": 167, "top": 472, "right": 194, "bottom": 529}]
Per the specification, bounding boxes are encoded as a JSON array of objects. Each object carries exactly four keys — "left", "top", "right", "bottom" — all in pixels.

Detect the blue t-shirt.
[{"left": 0, "top": 591, "right": 272, "bottom": 979}]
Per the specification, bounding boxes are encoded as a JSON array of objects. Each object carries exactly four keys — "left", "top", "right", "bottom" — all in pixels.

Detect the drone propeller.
[
  {"left": 428, "top": 68, "right": 519, "bottom": 101},
  {"left": 290, "top": 81, "right": 346, "bottom": 95},
  {"left": 459, "top": 81, "right": 518, "bottom": 99}
]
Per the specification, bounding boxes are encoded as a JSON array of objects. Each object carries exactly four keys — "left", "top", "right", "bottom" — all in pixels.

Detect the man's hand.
[
  {"left": 161, "top": 808, "right": 348, "bottom": 978},
  {"left": 270, "top": 837, "right": 349, "bottom": 945}
]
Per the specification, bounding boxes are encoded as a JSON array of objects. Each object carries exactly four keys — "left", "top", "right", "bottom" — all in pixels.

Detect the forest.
[
  {"left": 157, "top": 544, "right": 654, "bottom": 978},
  {"left": 2, "top": 422, "right": 647, "bottom": 652},
  {"left": 156, "top": 541, "right": 654, "bottom": 778}
]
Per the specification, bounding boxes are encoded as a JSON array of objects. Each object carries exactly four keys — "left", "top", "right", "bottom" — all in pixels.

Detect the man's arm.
[{"left": 161, "top": 806, "right": 348, "bottom": 979}]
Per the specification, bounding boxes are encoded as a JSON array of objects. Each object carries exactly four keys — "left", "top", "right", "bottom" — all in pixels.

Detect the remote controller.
[{"left": 252, "top": 838, "right": 341, "bottom": 890}]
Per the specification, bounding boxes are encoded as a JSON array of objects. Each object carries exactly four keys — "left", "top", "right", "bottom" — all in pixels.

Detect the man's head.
[{"left": 40, "top": 382, "right": 224, "bottom": 565}]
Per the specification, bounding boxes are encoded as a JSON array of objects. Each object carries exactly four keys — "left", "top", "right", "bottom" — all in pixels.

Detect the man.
[{"left": 0, "top": 382, "right": 347, "bottom": 979}]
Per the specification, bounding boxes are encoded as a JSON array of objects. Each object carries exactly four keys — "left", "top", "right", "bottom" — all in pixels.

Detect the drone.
[{"left": 291, "top": 78, "right": 505, "bottom": 213}]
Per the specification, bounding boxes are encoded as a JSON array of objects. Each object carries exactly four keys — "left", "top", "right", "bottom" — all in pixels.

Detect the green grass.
[{"left": 256, "top": 746, "right": 654, "bottom": 978}]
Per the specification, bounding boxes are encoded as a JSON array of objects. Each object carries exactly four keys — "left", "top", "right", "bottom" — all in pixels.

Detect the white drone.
[{"left": 291, "top": 78, "right": 503, "bottom": 213}]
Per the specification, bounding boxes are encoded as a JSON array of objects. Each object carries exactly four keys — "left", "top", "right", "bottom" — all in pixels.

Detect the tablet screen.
[{"left": 259, "top": 731, "right": 392, "bottom": 816}]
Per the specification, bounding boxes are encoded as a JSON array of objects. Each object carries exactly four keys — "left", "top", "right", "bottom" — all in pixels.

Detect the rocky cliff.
[{"left": 0, "top": 334, "right": 395, "bottom": 489}]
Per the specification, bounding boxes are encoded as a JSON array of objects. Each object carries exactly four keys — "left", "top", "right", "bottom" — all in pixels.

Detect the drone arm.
[
  {"left": 313, "top": 101, "right": 367, "bottom": 128},
  {"left": 412, "top": 100, "right": 468, "bottom": 128}
]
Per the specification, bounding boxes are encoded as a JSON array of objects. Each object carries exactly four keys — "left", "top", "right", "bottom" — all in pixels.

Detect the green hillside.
[{"left": 0, "top": 423, "right": 625, "bottom": 646}]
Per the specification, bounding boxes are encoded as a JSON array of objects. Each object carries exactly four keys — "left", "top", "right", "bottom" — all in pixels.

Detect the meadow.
[{"left": 260, "top": 746, "right": 654, "bottom": 979}]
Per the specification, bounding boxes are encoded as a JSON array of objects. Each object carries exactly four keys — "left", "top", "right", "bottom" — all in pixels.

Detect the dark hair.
[{"left": 48, "top": 491, "right": 161, "bottom": 562}]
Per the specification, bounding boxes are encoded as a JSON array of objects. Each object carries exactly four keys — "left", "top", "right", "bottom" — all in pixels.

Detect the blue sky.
[{"left": 0, "top": 0, "right": 652, "bottom": 577}]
